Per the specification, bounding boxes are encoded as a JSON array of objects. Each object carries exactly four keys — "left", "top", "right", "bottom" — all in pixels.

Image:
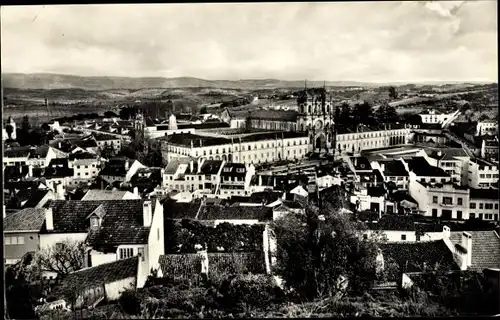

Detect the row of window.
[
  {"left": 470, "top": 202, "right": 498, "bottom": 210},
  {"left": 5, "top": 236, "right": 27, "bottom": 245},
  {"left": 432, "top": 196, "right": 462, "bottom": 205},
  {"left": 338, "top": 131, "right": 408, "bottom": 141},
  {"left": 470, "top": 213, "right": 499, "bottom": 220},
  {"left": 479, "top": 173, "right": 499, "bottom": 179}
]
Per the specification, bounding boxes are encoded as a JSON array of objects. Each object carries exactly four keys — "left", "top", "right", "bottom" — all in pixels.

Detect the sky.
[{"left": 1, "top": 1, "right": 497, "bottom": 82}]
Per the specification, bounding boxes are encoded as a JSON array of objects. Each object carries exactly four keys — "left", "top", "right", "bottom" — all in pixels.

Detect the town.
[{"left": 3, "top": 2, "right": 499, "bottom": 319}]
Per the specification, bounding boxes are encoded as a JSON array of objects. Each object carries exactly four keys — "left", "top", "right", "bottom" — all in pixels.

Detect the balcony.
[{"left": 441, "top": 202, "right": 454, "bottom": 207}]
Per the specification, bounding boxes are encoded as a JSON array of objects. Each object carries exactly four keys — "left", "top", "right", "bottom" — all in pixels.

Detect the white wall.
[
  {"left": 147, "top": 199, "right": 165, "bottom": 280},
  {"left": 90, "top": 250, "right": 116, "bottom": 267},
  {"left": 39, "top": 233, "right": 88, "bottom": 250},
  {"left": 104, "top": 277, "right": 136, "bottom": 301},
  {"left": 125, "top": 160, "right": 147, "bottom": 182}
]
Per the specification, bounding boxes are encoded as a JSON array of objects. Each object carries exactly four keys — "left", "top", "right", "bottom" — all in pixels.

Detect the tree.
[
  {"left": 272, "top": 204, "right": 385, "bottom": 300},
  {"left": 5, "top": 253, "right": 39, "bottom": 319},
  {"left": 36, "top": 240, "right": 85, "bottom": 278},
  {"left": 5, "top": 124, "right": 14, "bottom": 139},
  {"left": 199, "top": 106, "right": 208, "bottom": 114},
  {"left": 388, "top": 87, "right": 398, "bottom": 100},
  {"left": 21, "top": 115, "right": 31, "bottom": 132}
]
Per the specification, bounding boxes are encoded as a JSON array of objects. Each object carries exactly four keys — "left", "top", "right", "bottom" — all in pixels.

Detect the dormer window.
[
  {"left": 236, "top": 168, "right": 245, "bottom": 173},
  {"left": 90, "top": 216, "right": 100, "bottom": 228},
  {"left": 223, "top": 167, "right": 231, "bottom": 172}
]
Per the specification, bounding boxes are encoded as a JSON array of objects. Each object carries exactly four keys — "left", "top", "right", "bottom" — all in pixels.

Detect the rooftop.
[
  {"left": 81, "top": 189, "right": 133, "bottom": 201},
  {"left": 407, "top": 157, "right": 449, "bottom": 177},
  {"left": 449, "top": 231, "right": 500, "bottom": 271},
  {"left": 469, "top": 188, "right": 499, "bottom": 200},
  {"left": 378, "top": 159, "right": 409, "bottom": 177},
  {"left": 57, "top": 256, "right": 138, "bottom": 294},
  {"left": 41, "top": 200, "right": 152, "bottom": 251},
  {"left": 381, "top": 240, "right": 459, "bottom": 274},
  {"left": 3, "top": 208, "right": 46, "bottom": 232}
]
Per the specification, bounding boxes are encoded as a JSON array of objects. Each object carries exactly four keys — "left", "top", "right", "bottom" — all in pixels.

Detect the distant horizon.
[
  {"left": 1, "top": 72, "right": 496, "bottom": 86},
  {"left": 1, "top": 3, "right": 497, "bottom": 83}
]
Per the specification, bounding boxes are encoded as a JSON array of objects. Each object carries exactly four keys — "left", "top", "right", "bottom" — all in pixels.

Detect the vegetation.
[{"left": 36, "top": 240, "right": 85, "bottom": 277}]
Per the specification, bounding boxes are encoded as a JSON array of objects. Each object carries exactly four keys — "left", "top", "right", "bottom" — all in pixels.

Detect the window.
[
  {"left": 470, "top": 203, "right": 476, "bottom": 209},
  {"left": 479, "top": 203, "right": 484, "bottom": 209},
  {"left": 457, "top": 211, "right": 463, "bottom": 220},
  {"left": 496, "top": 204, "right": 499, "bottom": 210},
  {"left": 17, "top": 236, "right": 24, "bottom": 244},
  {"left": 416, "top": 234, "right": 421, "bottom": 242},
  {"left": 119, "top": 248, "right": 134, "bottom": 260},
  {"left": 443, "top": 197, "right": 453, "bottom": 205},
  {"left": 479, "top": 213, "right": 483, "bottom": 219},
  {"left": 363, "top": 234, "right": 368, "bottom": 240},
  {"left": 138, "top": 247, "right": 145, "bottom": 261},
  {"left": 56, "top": 243, "right": 64, "bottom": 250},
  {"left": 470, "top": 213, "right": 475, "bottom": 219},
  {"left": 5, "top": 237, "right": 11, "bottom": 245},
  {"left": 432, "top": 196, "right": 438, "bottom": 204},
  {"left": 485, "top": 203, "right": 493, "bottom": 210},
  {"left": 457, "top": 198, "right": 463, "bottom": 206},
  {"left": 91, "top": 217, "right": 99, "bottom": 227},
  {"left": 401, "top": 234, "right": 407, "bottom": 241},
  {"left": 495, "top": 214, "right": 499, "bottom": 221}
]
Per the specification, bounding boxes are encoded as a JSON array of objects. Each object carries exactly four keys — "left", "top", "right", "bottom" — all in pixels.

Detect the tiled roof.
[
  {"left": 449, "top": 231, "right": 500, "bottom": 271},
  {"left": 379, "top": 160, "right": 409, "bottom": 177},
  {"left": 3, "top": 208, "right": 46, "bottom": 232},
  {"left": 200, "top": 160, "right": 223, "bottom": 175},
  {"left": 368, "top": 215, "right": 415, "bottom": 231},
  {"left": 93, "top": 133, "right": 120, "bottom": 141},
  {"left": 22, "top": 189, "right": 51, "bottom": 208},
  {"left": 381, "top": 240, "right": 459, "bottom": 273},
  {"left": 81, "top": 189, "right": 131, "bottom": 201},
  {"left": 73, "top": 139, "right": 98, "bottom": 148},
  {"left": 159, "top": 254, "right": 202, "bottom": 279},
  {"left": 470, "top": 188, "right": 499, "bottom": 200},
  {"left": 208, "top": 252, "right": 265, "bottom": 274},
  {"left": 197, "top": 205, "right": 272, "bottom": 221},
  {"left": 41, "top": 200, "right": 151, "bottom": 249},
  {"left": 99, "top": 158, "right": 131, "bottom": 177},
  {"left": 407, "top": 157, "right": 449, "bottom": 177},
  {"left": 29, "top": 145, "right": 50, "bottom": 158},
  {"left": 57, "top": 256, "right": 138, "bottom": 293},
  {"left": 4, "top": 148, "right": 30, "bottom": 158},
  {"left": 164, "top": 158, "right": 190, "bottom": 174},
  {"left": 248, "top": 109, "right": 299, "bottom": 122}
]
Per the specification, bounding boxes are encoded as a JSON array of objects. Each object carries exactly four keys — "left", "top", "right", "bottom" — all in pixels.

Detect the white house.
[
  {"left": 409, "top": 179, "right": 470, "bottom": 220},
  {"left": 39, "top": 199, "right": 164, "bottom": 287},
  {"left": 469, "top": 188, "right": 499, "bottom": 222},
  {"left": 476, "top": 119, "right": 498, "bottom": 137},
  {"left": 467, "top": 158, "right": 499, "bottom": 189},
  {"left": 219, "top": 162, "right": 256, "bottom": 198},
  {"left": 418, "top": 109, "right": 455, "bottom": 124}
]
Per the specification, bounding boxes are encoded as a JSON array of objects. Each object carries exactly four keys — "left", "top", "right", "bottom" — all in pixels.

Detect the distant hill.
[{"left": 1, "top": 73, "right": 393, "bottom": 90}]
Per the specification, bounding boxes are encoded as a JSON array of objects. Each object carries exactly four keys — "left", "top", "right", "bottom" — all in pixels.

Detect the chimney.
[
  {"left": 125, "top": 160, "right": 130, "bottom": 171},
  {"left": 45, "top": 208, "right": 54, "bottom": 231},
  {"left": 259, "top": 175, "right": 263, "bottom": 186},
  {"left": 442, "top": 225, "right": 450, "bottom": 239},
  {"left": 190, "top": 160, "right": 194, "bottom": 173},
  {"left": 143, "top": 200, "right": 152, "bottom": 227},
  {"left": 58, "top": 141, "right": 62, "bottom": 149},
  {"left": 133, "top": 187, "right": 139, "bottom": 196},
  {"left": 28, "top": 165, "right": 33, "bottom": 177},
  {"left": 56, "top": 183, "right": 65, "bottom": 200},
  {"left": 461, "top": 232, "right": 472, "bottom": 267}
]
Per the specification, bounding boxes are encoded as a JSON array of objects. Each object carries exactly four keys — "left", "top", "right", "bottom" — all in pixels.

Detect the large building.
[
  {"left": 468, "top": 158, "right": 499, "bottom": 189},
  {"left": 160, "top": 131, "right": 310, "bottom": 165}
]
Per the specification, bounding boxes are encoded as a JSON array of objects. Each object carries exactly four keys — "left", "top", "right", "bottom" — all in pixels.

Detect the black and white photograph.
[{"left": 1, "top": 1, "right": 499, "bottom": 318}]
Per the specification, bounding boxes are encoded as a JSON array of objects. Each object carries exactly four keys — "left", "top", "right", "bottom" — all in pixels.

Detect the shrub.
[
  {"left": 118, "top": 289, "right": 142, "bottom": 315},
  {"left": 226, "top": 274, "right": 283, "bottom": 313}
]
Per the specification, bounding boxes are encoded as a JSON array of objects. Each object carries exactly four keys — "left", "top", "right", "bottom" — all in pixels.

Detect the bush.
[{"left": 118, "top": 289, "right": 142, "bottom": 315}]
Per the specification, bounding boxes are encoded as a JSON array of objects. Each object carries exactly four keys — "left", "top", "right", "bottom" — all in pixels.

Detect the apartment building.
[
  {"left": 469, "top": 188, "right": 499, "bottom": 222},
  {"left": 418, "top": 109, "right": 454, "bottom": 124},
  {"left": 371, "top": 159, "right": 410, "bottom": 189},
  {"left": 476, "top": 119, "right": 498, "bottom": 136},
  {"left": 405, "top": 157, "right": 453, "bottom": 184},
  {"left": 161, "top": 131, "right": 310, "bottom": 165},
  {"left": 409, "top": 180, "right": 470, "bottom": 220},
  {"left": 68, "top": 152, "right": 102, "bottom": 186},
  {"left": 219, "top": 163, "right": 256, "bottom": 198},
  {"left": 93, "top": 134, "right": 122, "bottom": 153},
  {"left": 424, "top": 148, "right": 470, "bottom": 186},
  {"left": 163, "top": 158, "right": 225, "bottom": 196},
  {"left": 334, "top": 127, "right": 412, "bottom": 156},
  {"left": 468, "top": 158, "right": 499, "bottom": 189}
]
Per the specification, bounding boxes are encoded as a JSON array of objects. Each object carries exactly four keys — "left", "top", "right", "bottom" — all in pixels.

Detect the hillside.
[{"left": 2, "top": 73, "right": 392, "bottom": 90}]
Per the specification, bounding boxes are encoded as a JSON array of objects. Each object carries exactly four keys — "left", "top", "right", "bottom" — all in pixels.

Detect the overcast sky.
[{"left": 1, "top": 2, "right": 497, "bottom": 82}]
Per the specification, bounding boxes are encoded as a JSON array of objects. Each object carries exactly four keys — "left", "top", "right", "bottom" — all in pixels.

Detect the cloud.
[{"left": 1, "top": 2, "right": 497, "bottom": 82}]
